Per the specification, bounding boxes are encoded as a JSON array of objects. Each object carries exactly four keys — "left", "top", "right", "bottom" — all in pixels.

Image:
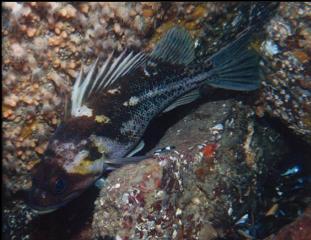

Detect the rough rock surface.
[
  {"left": 1, "top": 1, "right": 234, "bottom": 195},
  {"left": 2, "top": 200, "right": 35, "bottom": 240},
  {"left": 265, "top": 204, "right": 311, "bottom": 240},
  {"left": 258, "top": 2, "right": 311, "bottom": 144},
  {"left": 92, "top": 99, "right": 286, "bottom": 239},
  {"left": 2, "top": 2, "right": 310, "bottom": 240}
]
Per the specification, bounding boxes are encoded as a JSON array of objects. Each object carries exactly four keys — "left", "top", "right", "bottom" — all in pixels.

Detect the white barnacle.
[
  {"left": 228, "top": 207, "right": 233, "bottom": 216},
  {"left": 262, "top": 40, "right": 279, "bottom": 56},
  {"left": 111, "top": 183, "right": 120, "bottom": 189},
  {"left": 194, "top": 39, "right": 199, "bottom": 48},
  {"left": 172, "top": 230, "right": 177, "bottom": 238},
  {"left": 175, "top": 208, "right": 182, "bottom": 216},
  {"left": 211, "top": 123, "right": 224, "bottom": 131}
]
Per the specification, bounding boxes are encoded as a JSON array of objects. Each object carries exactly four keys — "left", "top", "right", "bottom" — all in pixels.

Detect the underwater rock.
[
  {"left": 264, "top": 204, "right": 311, "bottom": 240},
  {"left": 2, "top": 2, "right": 167, "bottom": 195},
  {"left": 2, "top": 0, "right": 280, "bottom": 203},
  {"left": 3, "top": 2, "right": 309, "bottom": 240},
  {"left": 258, "top": 2, "right": 311, "bottom": 144},
  {"left": 2, "top": 188, "right": 96, "bottom": 240},
  {"left": 92, "top": 99, "right": 287, "bottom": 239},
  {"left": 1, "top": 1, "right": 238, "bottom": 196},
  {"left": 2, "top": 200, "right": 36, "bottom": 240}
]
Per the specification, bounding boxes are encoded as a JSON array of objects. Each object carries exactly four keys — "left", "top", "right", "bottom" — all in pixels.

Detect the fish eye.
[{"left": 53, "top": 178, "right": 66, "bottom": 194}]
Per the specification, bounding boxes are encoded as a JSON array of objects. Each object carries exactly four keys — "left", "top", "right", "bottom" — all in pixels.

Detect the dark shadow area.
[
  {"left": 2, "top": 185, "right": 99, "bottom": 240},
  {"left": 3, "top": 89, "right": 310, "bottom": 240},
  {"left": 228, "top": 115, "right": 311, "bottom": 239},
  {"left": 2, "top": 88, "right": 255, "bottom": 240},
  {"left": 141, "top": 87, "right": 258, "bottom": 154},
  {"left": 29, "top": 185, "right": 99, "bottom": 240}
]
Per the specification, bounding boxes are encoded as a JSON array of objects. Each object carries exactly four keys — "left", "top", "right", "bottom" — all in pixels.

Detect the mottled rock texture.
[
  {"left": 2, "top": 2, "right": 310, "bottom": 240},
  {"left": 265, "top": 204, "right": 311, "bottom": 240},
  {"left": 258, "top": 2, "right": 311, "bottom": 144},
  {"left": 1, "top": 1, "right": 231, "bottom": 195},
  {"left": 92, "top": 99, "right": 287, "bottom": 239}
]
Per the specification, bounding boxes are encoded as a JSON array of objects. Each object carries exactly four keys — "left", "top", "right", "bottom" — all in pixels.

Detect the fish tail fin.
[{"left": 205, "top": 31, "right": 261, "bottom": 91}]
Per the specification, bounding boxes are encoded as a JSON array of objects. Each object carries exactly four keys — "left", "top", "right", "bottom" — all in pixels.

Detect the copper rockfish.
[{"left": 29, "top": 26, "right": 260, "bottom": 213}]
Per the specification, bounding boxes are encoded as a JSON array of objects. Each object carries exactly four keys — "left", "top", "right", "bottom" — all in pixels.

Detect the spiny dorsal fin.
[
  {"left": 71, "top": 50, "right": 147, "bottom": 117},
  {"left": 150, "top": 26, "right": 195, "bottom": 65},
  {"left": 162, "top": 89, "right": 200, "bottom": 113},
  {"left": 63, "top": 93, "right": 71, "bottom": 121}
]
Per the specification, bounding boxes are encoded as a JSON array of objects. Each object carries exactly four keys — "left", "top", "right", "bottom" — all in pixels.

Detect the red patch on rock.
[
  {"left": 195, "top": 167, "right": 209, "bottom": 181},
  {"left": 154, "top": 178, "right": 161, "bottom": 188},
  {"left": 122, "top": 215, "right": 133, "bottom": 229},
  {"left": 135, "top": 192, "right": 145, "bottom": 206},
  {"left": 271, "top": 206, "right": 311, "bottom": 240},
  {"left": 203, "top": 144, "right": 218, "bottom": 159}
]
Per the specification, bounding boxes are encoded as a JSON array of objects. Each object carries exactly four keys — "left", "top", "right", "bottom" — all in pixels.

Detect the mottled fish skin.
[
  {"left": 87, "top": 60, "right": 212, "bottom": 151},
  {"left": 28, "top": 3, "right": 279, "bottom": 213},
  {"left": 30, "top": 55, "right": 215, "bottom": 214},
  {"left": 28, "top": 32, "right": 257, "bottom": 212}
]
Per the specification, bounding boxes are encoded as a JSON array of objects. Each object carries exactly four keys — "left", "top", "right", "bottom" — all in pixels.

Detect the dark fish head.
[
  {"left": 27, "top": 125, "right": 105, "bottom": 213},
  {"left": 28, "top": 160, "right": 101, "bottom": 214}
]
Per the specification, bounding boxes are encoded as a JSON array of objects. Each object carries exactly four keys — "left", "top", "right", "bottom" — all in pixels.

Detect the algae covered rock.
[
  {"left": 92, "top": 99, "right": 287, "bottom": 239},
  {"left": 264, "top": 204, "right": 311, "bottom": 240},
  {"left": 2, "top": 2, "right": 310, "bottom": 240},
  {"left": 258, "top": 2, "right": 311, "bottom": 144}
]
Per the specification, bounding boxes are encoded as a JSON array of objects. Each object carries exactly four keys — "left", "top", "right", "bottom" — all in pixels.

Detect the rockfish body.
[{"left": 28, "top": 26, "right": 261, "bottom": 213}]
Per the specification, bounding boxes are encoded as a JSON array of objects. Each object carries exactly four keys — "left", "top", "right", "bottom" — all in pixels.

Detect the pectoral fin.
[{"left": 103, "top": 155, "right": 150, "bottom": 170}]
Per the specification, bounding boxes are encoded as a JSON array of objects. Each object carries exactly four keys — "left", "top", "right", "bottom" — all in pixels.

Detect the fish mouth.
[
  {"left": 27, "top": 190, "right": 81, "bottom": 214},
  {"left": 31, "top": 206, "right": 60, "bottom": 215},
  {"left": 27, "top": 198, "right": 61, "bottom": 215}
]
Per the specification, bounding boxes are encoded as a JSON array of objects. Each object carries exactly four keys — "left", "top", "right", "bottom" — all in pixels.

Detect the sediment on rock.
[
  {"left": 92, "top": 99, "right": 287, "bottom": 239},
  {"left": 258, "top": 2, "right": 311, "bottom": 144},
  {"left": 2, "top": 2, "right": 310, "bottom": 240},
  {"left": 1, "top": 1, "right": 240, "bottom": 195}
]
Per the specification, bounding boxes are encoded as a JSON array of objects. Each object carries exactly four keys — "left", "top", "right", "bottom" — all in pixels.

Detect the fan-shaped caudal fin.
[{"left": 206, "top": 30, "right": 261, "bottom": 91}]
